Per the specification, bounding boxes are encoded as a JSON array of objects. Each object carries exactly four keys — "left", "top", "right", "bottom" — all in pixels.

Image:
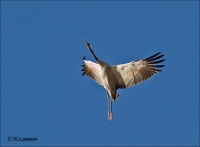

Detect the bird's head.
[
  {"left": 83, "top": 39, "right": 93, "bottom": 52},
  {"left": 83, "top": 39, "right": 99, "bottom": 61}
]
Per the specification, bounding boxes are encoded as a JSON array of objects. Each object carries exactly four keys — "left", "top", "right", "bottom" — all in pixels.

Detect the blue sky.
[{"left": 1, "top": 1, "right": 199, "bottom": 146}]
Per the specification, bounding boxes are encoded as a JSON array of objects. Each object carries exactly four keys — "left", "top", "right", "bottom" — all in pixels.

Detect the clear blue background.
[{"left": 1, "top": 1, "right": 199, "bottom": 146}]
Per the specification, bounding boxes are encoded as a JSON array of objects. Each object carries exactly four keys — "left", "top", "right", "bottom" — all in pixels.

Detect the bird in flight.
[{"left": 81, "top": 39, "right": 165, "bottom": 121}]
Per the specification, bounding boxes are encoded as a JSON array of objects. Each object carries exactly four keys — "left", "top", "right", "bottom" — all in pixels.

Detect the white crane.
[{"left": 81, "top": 39, "right": 165, "bottom": 121}]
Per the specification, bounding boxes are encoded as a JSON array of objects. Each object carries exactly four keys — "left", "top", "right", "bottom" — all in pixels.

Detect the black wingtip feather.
[
  {"left": 82, "top": 70, "right": 87, "bottom": 76},
  {"left": 81, "top": 58, "right": 86, "bottom": 75},
  {"left": 145, "top": 52, "right": 161, "bottom": 60},
  {"left": 81, "top": 68, "right": 86, "bottom": 71},
  {"left": 144, "top": 52, "right": 165, "bottom": 73},
  {"left": 147, "top": 54, "right": 164, "bottom": 62},
  {"left": 149, "top": 59, "right": 165, "bottom": 65},
  {"left": 151, "top": 67, "right": 162, "bottom": 72},
  {"left": 151, "top": 65, "right": 165, "bottom": 68}
]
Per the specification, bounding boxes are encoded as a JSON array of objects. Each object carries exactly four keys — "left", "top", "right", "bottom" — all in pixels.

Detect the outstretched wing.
[
  {"left": 81, "top": 59, "right": 103, "bottom": 87},
  {"left": 112, "top": 52, "right": 165, "bottom": 89}
]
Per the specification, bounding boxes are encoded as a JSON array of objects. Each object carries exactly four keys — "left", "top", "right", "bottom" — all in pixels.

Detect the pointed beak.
[
  {"left": 83, "top": 39, "right": 98, "bottom": 61},
  {"left": 83, "top": 39, "right": 90, "bottom": 46},
  {"left": 83, "top": 39, "right": 92, "bottom": 51},
  {"left": 83, "top": 38, "right": 87, "bottom": 44}
]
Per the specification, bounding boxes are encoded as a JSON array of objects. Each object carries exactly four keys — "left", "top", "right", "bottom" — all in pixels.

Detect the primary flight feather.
[{"left": 81, "top": 39, "right": 165, "bottom": 121}]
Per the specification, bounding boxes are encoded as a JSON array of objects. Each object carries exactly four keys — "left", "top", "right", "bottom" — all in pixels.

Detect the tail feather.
[
  {"left": 107, "top": 91, "right": 119, "bottom": 101},
  {"left": 113, "top": 92, "right": 119, "bottom": 101}
]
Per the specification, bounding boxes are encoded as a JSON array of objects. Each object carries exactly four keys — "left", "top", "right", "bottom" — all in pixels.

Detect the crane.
[{"left": 81, "top": 39, "right": 165, "bottom": 121}]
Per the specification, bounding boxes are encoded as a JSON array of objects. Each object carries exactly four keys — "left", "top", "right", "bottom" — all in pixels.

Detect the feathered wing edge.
[
  {"left": 115, "top": 52, "right": 165, "bottom": 89},
  {"left": 132, "top": 52, "right": 165, "bottom": 84},
  {"left": 143, "top": 52, "right": 165, "bottom": 74},
  {"left": 81, "top": 52, "right": 165, "bottom": 90},
  {"left": 81, "top": 57, "right": 104, "bottom": 86}
]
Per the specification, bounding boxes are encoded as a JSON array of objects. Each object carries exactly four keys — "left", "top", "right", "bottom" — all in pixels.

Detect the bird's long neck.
[
  {"left": 90, "top": 49, "right": 109, "bottom": 67},
  {"left": 89, "top": 48, "right": 99, "bottom": 61},
  {"left": 89, "top": 49, "right": 108, "bottom": 67},
  {"left": 87, "top": 44, "right": 110, "bottom": 67},
  {"left": 84, "top": 39, "right": 99, "bottom": 62}
]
